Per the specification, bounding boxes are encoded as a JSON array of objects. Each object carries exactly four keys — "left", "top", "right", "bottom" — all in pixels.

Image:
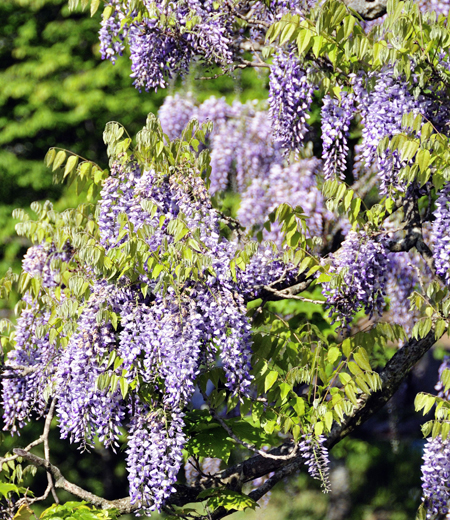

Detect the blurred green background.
[{"left": 0, "top": 1, "right": 433, "bottom": 518}]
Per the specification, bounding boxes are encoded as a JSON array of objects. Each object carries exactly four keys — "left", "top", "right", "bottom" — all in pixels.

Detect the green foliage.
[
  {"left": 197, "top": 489, "right": 258, "bottom": 512},
  {"left": 0, "top": 482, "right": 28, "bottom": 499},
  {"left": 40, "top": 502, "right": 119, "bottom": 520}
]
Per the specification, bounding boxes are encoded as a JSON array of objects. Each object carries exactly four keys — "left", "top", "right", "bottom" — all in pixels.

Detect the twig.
[
  {"left": 12, "top": 449, "right": 136, "bottom": 513},
  {"left": 262, "top": 286, "right": 325, "bottom": 303},
  {"left": 0, "top": 437, "right": 45, "bottom": 467},
  {"left": 0, "top": 365, "right": 41, "bottom": 378},
  {"left": 43, "top": 400, "right": 59, "bottom": 504}
]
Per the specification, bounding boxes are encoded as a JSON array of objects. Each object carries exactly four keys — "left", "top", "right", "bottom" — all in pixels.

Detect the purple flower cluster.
[
  {"left": 238, "top": 158, "right": 332, "bottom": 247},
  {"left": 2, "top": 294, "right": 54, "bottom": 433},
  {"left": 159, "top": 94, "right": 197, "bottom": 141},
  {"left": 421, "top": 435, "right": 450, "bottom": 515},
  {"left": 269, "top": 49, "right": 315, "bottom": 152},
  {"left": 99, "top": 0, "right": 127, "bottom": 64},
  {"left": 353, "top": 69, "right": 427, "bottom": 196},
  {"left": 100, "top": 0, "right": 235, "bottom": 91},
  {"left": 127, "top": 409, "right": 186, "bottom": 512},
  {"left": 97, "top": 158, "right": 279, "bottom": 508},
  {"left": 432, "top": 183, "right": 450, "bottom": 285},
  {"left": 323, "top": 231, "right": 389, "bottom": 328},
  {"left": 385, "top": 252, "right": 420, "bottom": 337},
  {"left": 98, "top": 158, "right": 142, "bottom": 250},
  {"left": 2, "top": 243, "right": 72, "bottom": 433},
  {"left": 128, "top": 20, "right": 192, "bottom": 91},
  {"left": 299, "top": 434, "right": 331, "bottom": 492},
  {"left": 421, "top": 358, "right": 450, "bottom": 516},
  {"left": 56, "top": 283, "right": 125, "bottom": 451},
  {"left": 321, "top": 92, "right": 355, "bottom": 181}
]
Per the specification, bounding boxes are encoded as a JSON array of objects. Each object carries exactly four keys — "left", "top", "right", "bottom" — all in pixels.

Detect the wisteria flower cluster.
[
  {"left": 321, "top": 92, "right": 355, "bottom": 181},
  {"left": 99, "top": 0, "right": 235, "bottom": 91},
  {"left": 421, "top": 358, "right": 450, "bottom": 516},
  {"left": 269, "top": 49, "right": 315, "bottom": 152},
  {"left": 432, "top": 183, "right": 450, "bottom": 286},
  {"left": 323, "top": 231, "right": 389, "bottom": 328}
]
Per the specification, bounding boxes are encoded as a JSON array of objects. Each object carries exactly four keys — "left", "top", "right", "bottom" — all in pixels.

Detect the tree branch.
[{"left": 341, "top": 0, "right": 387, "bottom": 20}]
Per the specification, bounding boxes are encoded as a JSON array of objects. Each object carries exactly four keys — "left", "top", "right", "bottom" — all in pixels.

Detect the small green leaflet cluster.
[
  {"left": 379, "top": 113, "right": 450, "bottom": 193},
  {"left": 196, "top": 315, "right": 390, "bottom": 442},
  {"left": 265, "top": 0, "right": 450, "bottom": 88},
  {"left": 37, "top": 502, "right": 118, "bottom": 520}
]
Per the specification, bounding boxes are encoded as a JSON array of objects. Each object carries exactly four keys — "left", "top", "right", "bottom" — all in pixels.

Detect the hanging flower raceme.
[
  {"left": 269, "top": 48, "right": 315, "bottom": 152},
  {"left": 323, "top": 230, "right": 389, "bottom": 328}
]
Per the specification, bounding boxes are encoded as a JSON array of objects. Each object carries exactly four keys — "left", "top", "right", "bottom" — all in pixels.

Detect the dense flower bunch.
[
  {"left": 158, "top": 95, "right": 282, "bottom": 194},
  {"left": 385, "top": 252, "right": 420, "bottom": 337},
  {"left": 99, "top": 0, "right": 128, "bottom": 64},
  {"left": 99, "top": 0, "right": 235, "bottom": 90},
  {"left": 158, "top": 94, "right": 337, "bottom": 247},
  {"left": 299, "top": 434, "right": 331, "bottom": 492},
  {"left": 56, "top": 282, "right": 125, "bottom": 450},
  {"left": 238, "top": 158, "right": 333, "bottom": 246},
  {"left": 352, "top": 69, "right": 427, "bottom": 196},
  {"left": 321, "top": 92, "right": 355, "bottom": 181},
  {"left": 421, "top": 358, "right": 450, "bottom": 516},
  {"left": 2, "top": 243, "right": 71, "bottom": 433},
  {"left": 269, "top": 49, "right": 315, "bottom": 152},
  {"left": 432, "top": 183, "right": 450, "bottom": 285},
  {"left": 323, "top": 231, "right": 389, "bottom": 328},
  {"left": 421, "top": 435, "right": 450, "bottom": 516}
]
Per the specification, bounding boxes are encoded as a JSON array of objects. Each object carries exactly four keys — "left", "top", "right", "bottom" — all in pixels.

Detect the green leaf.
[
  {"left": 53, "top": 150, "right": 67, "bottom": 171},
  {"left": 119, "top": 377, "right": 129, "bottom": 399},
  {"left": 342, "top": 15, "right": 356, "bottom": 39},
  {"left": 297, "top": 29, "right": 312, "bottom": 54},
  {"left": 344, "top": 384, "right": 358, "bottom": 406},
  {"left": 279, "top": 22, "right": 297, "bottom": 45},
  {"left": 90, "top": 0, "right": 101, "bottom": 15},
  {"left": 64, "top": 155, "right": 79, "bottom": 178},
  {"left": 324, "top": 410, "right": 333, "bottom": 431},
  {"left": 435, "top": 319, "right": 447, "bottom": 340},
  {"left": 415, "top": 503, "right": 427, "bottom": 520},
  {"left": 279, "top": 382, "right": 291, "bottom": 401},
  {"left": 186, "top": 429, "right": 233, "bottom": 463},
  {"left": 0, "top": 483, "right": 25, "bottom": 499},
  {"left": 206, "top": 490, "right": 258, "bottom": 512},
  {"left": 265, "top": 370, "right": 278, "bottom": 392},
  {"left": 416, "top": 148, "right": 431, "bottom": 174},
  {"left": 353, "top": 348, "right": 371, "bottom": 371},
  {"left": 442, "top": 369, "right": 450, "bottom": 393},
  {"left": 327, "top": 346, "right": 340, "bottom": 364},
  {"left": 45, "top": 148, "right": 56, "bottom": 167}
]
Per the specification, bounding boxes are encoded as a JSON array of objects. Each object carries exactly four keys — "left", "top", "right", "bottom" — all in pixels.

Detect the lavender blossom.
[
  {"left": 127, "top": 409, "right": 186, "bottom": 512},
  {"left": 323, "top": 231, "right": 389, "bottom": 328},
  {"left": 421, "top": 358, "right": 450, "bottom": 516},
  {"left": 354, "top": 69, "right": 427, "bottom": 196},
  {"left": 99, "top": 0, "right": 127, "bottom": 64},
  {"left": 432, "top": 183, "right": 450, "bottom": 285},
  {"left": 299, "top": 434, "right": 331, "bottom": 492},
  {"left": 269, "top": 49, "right": 315, "bottom": 152},
  {"left": 158, "top": 94, "right": 197, "bottom": 141},
  {"left": 238, "top": 158, "right": 331, "bottom": 247},
  {"left": 385, "top": 251, "right": 420, "bottom": 337},
  {"left": 321, "top": 92, "right": 355, "bottom": 181},
  {"left": 56, "top": 283, "right": 125, "bottom": 451}
]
